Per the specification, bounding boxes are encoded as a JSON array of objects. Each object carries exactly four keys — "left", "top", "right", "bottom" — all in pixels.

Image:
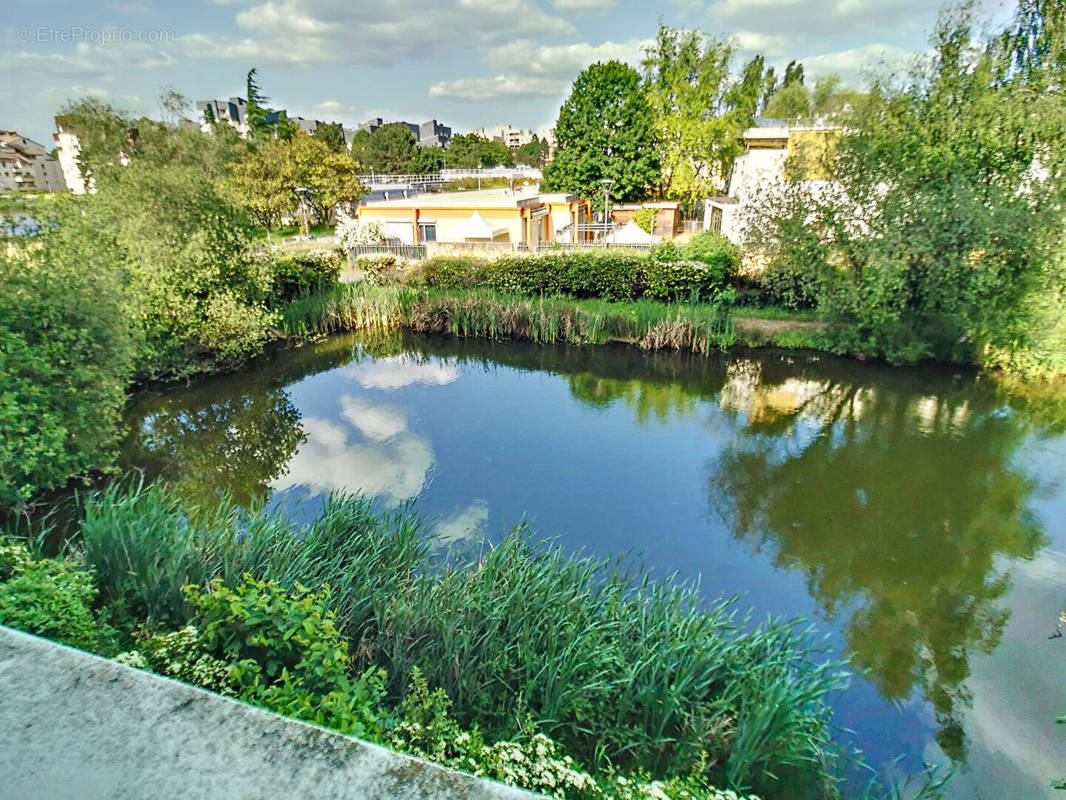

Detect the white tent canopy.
[
  {"left": 456, "top": 210, "right": 508, "bottom": 241},
  {"left": 605, "top": 220, "right": 656, "bottom": 244}
]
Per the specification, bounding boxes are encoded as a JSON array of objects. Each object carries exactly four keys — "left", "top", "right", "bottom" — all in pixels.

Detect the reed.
[
  {"left": 278, "top": 283, "right": 737, "bottom": 355},
  {"left": 74, "top": 483, "right": 847, "bottom": 797}
]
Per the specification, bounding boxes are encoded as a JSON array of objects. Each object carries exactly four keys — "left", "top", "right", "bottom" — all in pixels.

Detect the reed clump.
[
  {"left": 279, "top": 283, "right": 737, "bottom": 354},
  {"left": 74, "top": 482, "right": 846, "bottom": 797}
]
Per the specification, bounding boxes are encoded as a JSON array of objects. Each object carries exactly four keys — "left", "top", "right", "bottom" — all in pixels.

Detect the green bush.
[
  {"left": 409, "top": 255, "right": 485, "bottom": 289},
  {"left": 483, "top": 252, "right": 644, "bottom": 301},
  {"left": 0, "top": 246, "right": 135, "bottom": 508},
  {"left": 642, "top": 259, "right": 727, "bottom": 303},
  {"left": 682, "top": 231, "right": 741, "bottom": 280},
  {"left": 120, "top": 575, "right": 388, "bottom": 739},
  {"left": 269, "top": 248, "right": 343, "bottom": 304},
  {"left": 0, "top": 539, "right": 117, "bottom": 652},
  {"left": 355, "top": 253, "right": 411, "bottom": 286},
  {"left": 634, "top": 208, "right": 657, "bottom": 234},
  {"left": 78, "top": 485, "right": 841, "bottom": 793}
]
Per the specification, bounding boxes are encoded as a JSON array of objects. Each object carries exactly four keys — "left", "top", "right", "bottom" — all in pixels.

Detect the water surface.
[{"left": 121, "top": 331, "right": 1066, "bottom": 797}]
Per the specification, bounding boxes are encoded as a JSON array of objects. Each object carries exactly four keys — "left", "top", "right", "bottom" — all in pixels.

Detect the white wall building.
[{"left": 704, "top": 123, "right": 840, "bottom": 244}]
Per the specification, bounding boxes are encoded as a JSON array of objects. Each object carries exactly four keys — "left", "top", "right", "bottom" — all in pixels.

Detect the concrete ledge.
[{"left": 0, "top": 626, "right": 540, "bottom": 800}]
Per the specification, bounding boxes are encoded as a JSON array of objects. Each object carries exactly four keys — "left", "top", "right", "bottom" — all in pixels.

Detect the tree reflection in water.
[{"left": 706, "top": 357, "right": 1048, "bottom": 760}]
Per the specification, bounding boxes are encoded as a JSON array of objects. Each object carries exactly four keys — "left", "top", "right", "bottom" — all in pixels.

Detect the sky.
[{"left": 4, "top": 0, "right": 1014, "bottom": 148}]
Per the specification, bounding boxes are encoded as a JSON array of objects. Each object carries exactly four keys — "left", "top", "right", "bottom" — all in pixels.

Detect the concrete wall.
[{"left": 0, "top": 626, "right": 541, "bottom": 800}]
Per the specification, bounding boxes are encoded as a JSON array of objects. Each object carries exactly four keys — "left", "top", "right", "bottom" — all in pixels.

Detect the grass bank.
[
  {"left": 7, "top": 482, "right": 857, "bottom": 799},
  {"left": 278, "top": 282, "right": 778, "bottom": 354}
]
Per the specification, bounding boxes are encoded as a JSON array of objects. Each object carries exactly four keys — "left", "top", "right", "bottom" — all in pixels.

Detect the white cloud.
[
  {"left": 798, "top": 42, "right": 913, "bottom": 82},
  {"left": 732, "top": 31, "right": 787, "bottom": 59},
  {"left": 344, "top": 355, "right": 461, "bottom": 390},
  {"left": 272, "top": 415, "right": 434, "bottom": 504},
  {"left": 483, "top": 38, "right": 651, "bottom": 78},
  {"left": 339, "top": 396, "right": 408, "bottom": 441},
  {"left": 547, "top": 0, "right": 615, "bottom": 10},
  {"left": 178, "top": 0, "right": 576, "bottom": 66},
  {"left": 429, "top": 74, "right": 566, "bottom": 100},
  {"left": 708, "top": 0, "right": 932, "bottom": 36},
  {"left": 310, "top": 100, "right": 358, "bottom": 117},
  {"left": 433, "top": 500, "right": 490, "bottom": 545}
]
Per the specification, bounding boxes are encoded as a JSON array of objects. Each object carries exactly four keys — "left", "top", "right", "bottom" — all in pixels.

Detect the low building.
[
  {"left": 358, "top": 187, "right": 590, "bottom": 246},
  {"left": 0, "top": 131, "right": 66, "bottom": 193},
  {"left": 704, "top": 120, "right": 841, "bottom": 243}
]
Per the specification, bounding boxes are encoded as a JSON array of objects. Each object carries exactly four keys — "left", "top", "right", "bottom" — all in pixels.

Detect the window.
[{"left": 418, "top": 222, "right": 437, "bottom": 242}]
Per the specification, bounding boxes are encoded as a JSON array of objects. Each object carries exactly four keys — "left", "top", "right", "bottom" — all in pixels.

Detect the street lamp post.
[
  {"left": 599, "top": 178, "right": 614, "bottom": 244},
  {"left": 294, "top": 186, "right": 311, "bottom": 239}
]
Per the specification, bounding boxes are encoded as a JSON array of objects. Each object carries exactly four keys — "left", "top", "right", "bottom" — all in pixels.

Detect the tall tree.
[
  {"left": 516, "top": 136, "right": 550, "bottom": 167},
  {"left": 446, "top": 133, "right": 513, "bottom": 168},
  {"left": 358, "top": 123, "right": 418, "bottom": 173},
  {"left": 541, "top": 60, "right": 660, "bottom": 201},
  {"left": 312, "top": 122, "right": 346, "bottom": 153},
  {"left": 641, "top": 26, "right": 740, "bottom": 199}
]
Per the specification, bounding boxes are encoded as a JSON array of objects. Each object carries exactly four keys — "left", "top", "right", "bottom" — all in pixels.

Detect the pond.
[{"left": 120, "top": 330, "right": 1066, "bottom": 797}]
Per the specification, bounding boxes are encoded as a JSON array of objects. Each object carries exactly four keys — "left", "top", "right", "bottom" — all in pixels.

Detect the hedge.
[{"left": 409, "top": 249, "right": 734, "bottom": 304}]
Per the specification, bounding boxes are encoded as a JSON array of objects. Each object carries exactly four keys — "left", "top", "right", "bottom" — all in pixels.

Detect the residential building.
[
  {"left": 471, "top": 124, "right": 537, "bottom": 150},
  {"left": 358, "top": 187, "right": 590, "bottom": 246},
  {"left": 196, "top": 97, "right": 248, "bottom": 133},
  {"left": 0, "top": 131, "right": 66, "bottom": 193},
  {"left": 704, "top": 120, "right": 841, "bottom": 243},
  {"left": 358, "top": 118, "right": 451, "bottom": 148}
]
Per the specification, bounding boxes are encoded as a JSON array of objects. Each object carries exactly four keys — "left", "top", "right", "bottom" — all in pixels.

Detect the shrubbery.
[
  {"left": 0, "top": 243, "right": 135, "bottom": 507},
  {"left": 407, "top": 249, "right": 733, "bottom": 304},
  {"left": 0, "top": 539, "right": 117, "bottom": 653},
  {"left": 65, "top": 485, "right": 841, "bottom": 795},
  {"left": 269, "top": 249, "right": 343, "bottom": 305},
  {"left": 0, "top": 527, "right": 766, "bottom": 798}
]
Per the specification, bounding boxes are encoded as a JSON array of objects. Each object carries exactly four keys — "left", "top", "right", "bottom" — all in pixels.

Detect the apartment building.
[{"left": 0, "top": 131, "right": 66, "bottom": 193}]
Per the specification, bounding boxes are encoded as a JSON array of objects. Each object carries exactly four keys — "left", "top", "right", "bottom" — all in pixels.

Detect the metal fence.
[
  {"left": 348, "top": 244, "right": 427, "bottom": 261},
  {"left": 346, "top": 240, "right": 656, "bottom": 262}
]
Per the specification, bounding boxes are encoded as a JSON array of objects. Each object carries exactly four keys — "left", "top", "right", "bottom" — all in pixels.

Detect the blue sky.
[{"left": 4, "top": 0, "right": 1012, "bottom": 147}]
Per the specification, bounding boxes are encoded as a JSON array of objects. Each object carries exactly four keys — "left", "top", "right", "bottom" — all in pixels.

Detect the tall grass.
[
  {"left": 278, "top": 282, "right": 737, "bottom": 354},
  {"left": 74, "top": 482, "right": 846, "bottom": 797}
]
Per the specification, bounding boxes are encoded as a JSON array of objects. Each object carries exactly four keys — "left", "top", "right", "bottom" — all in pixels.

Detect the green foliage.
[
  {"left": 542, "top": 61, "right": 661, "bottom": 201},
  {"left": 410, "top": 255, "right": 486, "bottom": 289},
  {"left": 312, "top": 121, "right": 346, "bottom": 154},
  {"left": 269, "top": 248, "right": 343, "bottom": 305},
  {"left": 683, "top": 231, "right": 742, "bottom": 276},
  {"left": 0, "top": 539, "right": 117, "bottom": 652},
  {"left": 634, "top": 208, "right": 656, "bottom": 233},
  {"left": 351, "top": 123, "right": 418, "bottom": 173},
  {"left": 447, "top": 133, "right": 514, "bottom": 169},
  {"left": 641, "top": 26, "right": 754, "bottom": 201},
  {"left": 229, "top": 131, "right": 366, "bottom": 229},
  {"left": 745, "top": 1, "right": 1066, "bottom": 372},
  {"left": 643, "top": 259, "right": 732, "bottom": 303},
  {"left": 481, "top": 252, "right": 645, "bottom": 301},
  {"left": 354, "top": 253, "right": 413, "bottom": 286},
  {"left": 49, "top": 109, "right": 279, "bottom": 377},
  {"left": 0, "top": 238, "right": 135, "bottom": 507},
  {"left": 77, "top": 484, "right": 840, "bottom": 794},
  {"left": 515, "top": 137, "right": 550, "bottom": 168}
]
